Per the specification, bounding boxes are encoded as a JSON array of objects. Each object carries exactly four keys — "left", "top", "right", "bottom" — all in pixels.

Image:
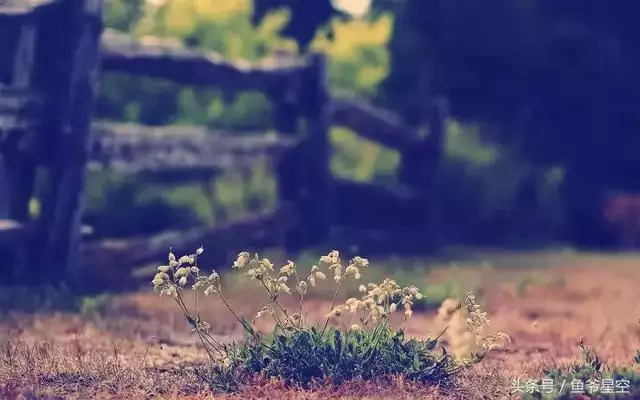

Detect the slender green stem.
[
  {"left": 193, "top": 256, "right": 199, "bottom": 319},
  {"left": 174, "top": 295, "right": 223, "bottom": 360},
  {"left": 258, "top": 281, "right": 286, "bottom": 328},
  {"left": 321, "top": 278, "right": 343, "bottom": 336},
  {"left": 258, "top": 279, "right": 300, "bottom": 331},
  {"left": 273, "top": 299, "right": 299, "bottom": 329},
  {"left": 215, "top": 289, "right": 257, "bottom": 339},
  {"left": 199, "top": 331, "right": 227, "bottom": 356},
  {"left": 213, "top": 290, "right": 276, "bottom": 351},
  {"left": 196, "top": 331, "right": 217, "bottom": 362},
  {"left": 293, "top": 270, "right": 305, "bottom": 322}
]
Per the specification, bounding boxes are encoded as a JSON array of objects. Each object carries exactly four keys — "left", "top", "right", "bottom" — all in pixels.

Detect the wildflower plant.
[
  {"left": 151, "top": 248, "right": 499, "bottom": 391},
  {"left": 437, "top": 292, "right": 511, "bottom": 364}
]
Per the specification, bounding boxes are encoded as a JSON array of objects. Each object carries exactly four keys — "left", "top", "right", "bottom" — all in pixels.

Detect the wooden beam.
[
  {"left": 100, "top": 29, "right": 308, "bottom": 93},
  {"left": 0, "top": 219, "right": 23, "bottom": 243},
  {"left": 330, "top": 96, "right": 420, "bottom": 152},
  {"left": 0, "top": 1, "right": 57, "bottom": 16},
  {"left": 89, "top": 121, "right": 298, "bottom": 174}
]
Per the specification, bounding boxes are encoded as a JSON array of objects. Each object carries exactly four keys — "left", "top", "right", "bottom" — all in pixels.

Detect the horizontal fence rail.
[
  {"left": 89, "top": 121, "right": 298, "bottom": 174},
  {"left": 99, "top": 31, "right": 423, "bottom": 154},
  {"left": 330, "top": 96, "right": 420, "bottom": 152},
  {"left": 101, "top": 29, "right": 307, "bottom": 92}
]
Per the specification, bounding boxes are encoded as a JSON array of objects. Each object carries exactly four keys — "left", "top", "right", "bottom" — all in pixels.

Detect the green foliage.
[
  {"left": 440, "top": 122, "right": 564, "bottom": 244},
  {"left": 82, "top": 158, "right": 276, "bottom": 237},
  {"left": 412, "top": 282, "right": 465, "bottom": 312},
  {"left": 381, "top": 0, "right": 640, "bottom": 163},
  {"left": 100, "top": 0, "right": 288, "bottom": 130},
  {"left": 83, "top": 173, "right": 203, "bottom": 237},
  {"left": 330, "top": 127, "right": 399, "bottom": 183},
  {"left": 251, "top": 0, "right": 403, "bottom": 50},
  {"left": 79, "top": 294, "right": 115, "bottom": 318},
  {"left": 252, "top": 0, "right": 336, "bottom": 50},
  {"left": 103, "top": 0, "right": 144, "bottom": 32},
  {"left": 230, "top": 326, "right": 454, "bottom": 388},
  {"left": 376, "top": 0, "right": 640, "bottom": 244}
]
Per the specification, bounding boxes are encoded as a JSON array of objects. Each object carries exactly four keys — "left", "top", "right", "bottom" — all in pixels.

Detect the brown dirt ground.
[{"left": 0, "top": 251, "right": 639, "bottom": 399}]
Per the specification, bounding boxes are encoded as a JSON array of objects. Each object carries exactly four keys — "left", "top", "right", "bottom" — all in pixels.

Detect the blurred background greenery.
[{"left": 86, "top": 0, "right": 638, "bottom": 250}]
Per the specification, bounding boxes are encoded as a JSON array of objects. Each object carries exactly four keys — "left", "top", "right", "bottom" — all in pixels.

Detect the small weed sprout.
[
  {"left": 521, "top": 338, "right": 640, "bottom": 399},
  {"left": 151, "top": 248, "right": 496, "bottom": 390}
]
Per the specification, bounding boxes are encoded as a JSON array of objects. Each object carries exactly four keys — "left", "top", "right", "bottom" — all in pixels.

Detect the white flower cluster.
[
  {"left": 151, "top": 247, "right": 204, "bottom": 297},
  {"left": 330, "top": 278, "right": 424, "bottom": 327}
]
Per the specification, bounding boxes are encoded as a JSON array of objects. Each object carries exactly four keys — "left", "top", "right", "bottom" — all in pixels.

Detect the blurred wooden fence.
[{"left": 0, "top": 0, "right": 445, "bottom": 291}]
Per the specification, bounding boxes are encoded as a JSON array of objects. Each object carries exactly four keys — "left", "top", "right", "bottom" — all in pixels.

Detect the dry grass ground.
[{"left": 0, "top": 251, "right": 639, "bottom": 399}]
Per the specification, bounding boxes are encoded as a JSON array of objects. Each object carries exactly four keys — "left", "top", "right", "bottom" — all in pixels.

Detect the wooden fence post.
[
  {"left": 30, "top": 0, "right": 105, "bottom": 287},
  {"left": 297, "top": 53, "right": 332, "bottom": 252},
  {"left": 271, "top": 50, "right": 301, "bottom": 254},
  {"left": 398, "top": 97, "right": 447, "bottom": 253},
  {"left": 277, "top": 53, "right": 332, "bottom": 255}
]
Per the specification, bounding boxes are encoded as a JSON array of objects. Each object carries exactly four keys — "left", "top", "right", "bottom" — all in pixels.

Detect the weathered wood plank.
[
  {"left": 89, "top": 121, "right": 299, "bottom": 174},
  {"left": 101, "top": 29, "right": 307, "bottom": 93},
  {"left": 0, "top": 219, "right": 23, "bottom": 243},
  {"left": 0, "top": 0, "right": 56, "bottom": 16},
  {"left": 330, "top": 95, "right": 420, "bottom": 152},
  {"left": 81, "top": 211, "right": 281, "bottom": 291}
]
